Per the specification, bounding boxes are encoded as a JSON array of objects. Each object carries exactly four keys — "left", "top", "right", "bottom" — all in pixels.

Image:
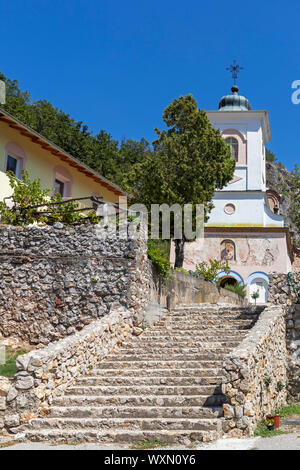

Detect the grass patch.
[
  {"left": 130, "top": 440, "right": 169, "bottom": 450},
  {"left": 254, "top": 421, "right": 286, "bottom": 438},
  {"left": 275, "top": 403, "right": 300, "bottom": 418},
  {"left": 0, "top": 348, "right": 28, "bottom": 377}
]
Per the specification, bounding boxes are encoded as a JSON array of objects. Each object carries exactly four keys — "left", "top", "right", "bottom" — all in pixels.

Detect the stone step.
[
  {"left": 159, "top": 314, "right": 255, "bottom": 322},
  {"left": 86, "top": 367, "right": 223, "bottom": 377},
  {"left": 118, "top": 344, "right": 241, "bottom": 352},
  {"left": 48, "top": 405, "right": 224, "bottom": 419},
  {"left": 95, "top": 359, "right": 223, "bottom": 369},
  {"left": 124, "top": 332, "right": 248, "bottom": 341},
  {"left": 52, "top": 394, "right": 226, "bottom": 407},
  {"left": 27, "top": 417, "right": 222, "bottom": 432},
  {"left": 107, "top": 353, "right": 227, "bottom": 361},
  {"left": 117, "top": 345, "right": 239, "bottom": 354},
  {"left": 131, "top": 333, "right": 248, "bottom": 342},
  {"left": 65, "top": 384, "right": 222, "bottom": 396},
  {"left": 141, "top": 324, "right": 253, "bottom": 334},
  {"left": 75, "top": 376, "right": 223, "bottom": 387},
  {"left": 23, "top": 428, "right": 221, "bottom": 444},
  {"left": 152, "top": 320, "right": 254, "bottom": 329}
]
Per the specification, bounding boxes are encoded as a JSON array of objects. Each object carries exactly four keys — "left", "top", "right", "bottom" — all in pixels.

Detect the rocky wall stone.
[
  {"left": 0, "top": 223, "right": 149, "bottom": 345},
  {"left": 222, "top": 305, "right": 287, "bottom": 437},
  {"left": 268, "top": 272, "right": 300, "bottom": 401},
  {"left": 0, "top": 307, "right": 134, "bottom": 433}
]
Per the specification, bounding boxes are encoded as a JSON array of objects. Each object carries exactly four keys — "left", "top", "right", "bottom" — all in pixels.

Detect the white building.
[{"left": 177, "top": 85, "right": 295, "bottom": 304}]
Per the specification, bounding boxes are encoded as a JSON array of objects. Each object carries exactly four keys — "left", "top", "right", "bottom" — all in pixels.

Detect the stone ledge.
[
  {"left": 222, "top": 304, "right": 287, "bottom": 437},
  {"left": 1, "top": 307, "right": 134, "bottom": 434}
]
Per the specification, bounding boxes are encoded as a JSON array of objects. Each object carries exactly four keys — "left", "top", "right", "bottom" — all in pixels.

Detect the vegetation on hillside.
[
  {"left": 0, "top": 72, "right": 299, "bottom": 246},
  {"left": 0, "top": 72, "right": 151, "bottom": 188},
  {"left": 266, "top": 148, "right": 300, "bottom": 245}
]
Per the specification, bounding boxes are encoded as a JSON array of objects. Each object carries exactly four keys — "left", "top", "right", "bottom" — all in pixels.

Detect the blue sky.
[{"left": 0, "top": 0, "right": 299, "bottom": 170}]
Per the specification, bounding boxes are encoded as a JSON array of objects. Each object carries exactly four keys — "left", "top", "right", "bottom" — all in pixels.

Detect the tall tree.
[
  {"left": 126, "top": 94, "right": 235, "bottom": 267},
  {"left": 0, "top": 71, "right": 150, "bottom": 188}
]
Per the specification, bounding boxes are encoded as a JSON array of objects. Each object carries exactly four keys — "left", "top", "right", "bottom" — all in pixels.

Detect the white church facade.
[{"left": 176, "top": 85, "right": 294, "bottom": 304}]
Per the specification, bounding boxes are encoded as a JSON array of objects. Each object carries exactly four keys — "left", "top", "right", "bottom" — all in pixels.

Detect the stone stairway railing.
[
  {"left": 0, "top": 307, "right": 134, "bottom": 433},
  {"left": 221, "top": 304, "right": 287, "bottom": 437}
]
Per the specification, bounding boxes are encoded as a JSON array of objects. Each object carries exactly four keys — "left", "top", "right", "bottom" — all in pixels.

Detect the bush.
[
  {"left": 147, "top": 240, "right": 171, "bottom": 279},
  {"left": 195, "top": 259, "right": 230, "bottom": 283},
  {"left": 0, "top": 170, "right": 100, "bottom": 226},
  {"left": 223, "top": 282, "right": 247, "bottom": 298}
]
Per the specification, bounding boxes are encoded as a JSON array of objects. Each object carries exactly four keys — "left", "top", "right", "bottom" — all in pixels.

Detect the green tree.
[
  {"left": 265, "top": 148, "right": 277, "bottom": 163},
  {"left": 0, "top": 71, "right": 150, "bottom": 188},
  {"left": 290, "top": 163, "right": 300, "bottom": 244},
  {"left": 126, "top": 94, "right": 235, "bottom": 267},
  {"left": 196, "top": 259, "right": 230, "bottom": 283}
]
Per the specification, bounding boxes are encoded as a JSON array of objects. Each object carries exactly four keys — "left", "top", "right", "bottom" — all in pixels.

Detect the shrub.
[
  {"left": 223, "top": 282, "right": 247, "bottom": 298},
  {"left": 147, "top": 240, "right": 171, "bottom": 279},
  {"left": 0, "top": 170, "right": 100, "bottom": 226},
  {"left": 195, "top": 259, "right": 230, "bottom": 283}
]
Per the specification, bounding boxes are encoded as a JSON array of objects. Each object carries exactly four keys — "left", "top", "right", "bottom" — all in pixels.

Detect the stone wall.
[
  {"left": 0, "top": 223, "right": 149, "bottom": 345},
  {"left": 0, "top": 223, "right": 246, "bottom": 345},
  {"left": 268, "top": 271, "right": 300, "bottom": 401},
  {"left": 142, "top": 267, "right": 246, "bottom": 324},
  {"left": 222, "top": 305, "right": 287, "bottom": 437},
  {"left": 0, "top": 307, "right": 133, "bottom": 433},
  {"left": 0, "top": 223, "right": 247, "bottom": 435}
]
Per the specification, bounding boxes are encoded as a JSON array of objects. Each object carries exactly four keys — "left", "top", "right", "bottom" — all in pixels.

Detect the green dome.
[{"left": 219, "top": 85, "right": 251, "bottom": 111}]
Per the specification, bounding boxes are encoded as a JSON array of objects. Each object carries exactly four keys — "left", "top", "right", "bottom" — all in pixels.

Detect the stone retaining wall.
[
  {"left": 0, "top": 223, "right": 149, "bottom": 345},
  {"left": 0, "top": 307, "right": 133, "bottom": 433},
  {"left": 268, "top": 271, "right": 300, "bottom": 401},
  {"left": 222, "top": 305, "right": 287, "bottom": 437},
  {"left": 0, "top": 223, "right": 247, "bottom": 435},
  {"left": 0, "top": 223, "right": 245, "bottom": 345}
]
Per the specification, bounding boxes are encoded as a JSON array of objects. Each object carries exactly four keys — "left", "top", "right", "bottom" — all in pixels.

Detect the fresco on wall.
[{"left": 221, "top": 240, "right": 236, "bottom": 261}]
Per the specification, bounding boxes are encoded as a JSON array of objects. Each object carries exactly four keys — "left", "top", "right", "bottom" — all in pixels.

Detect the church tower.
[
  {"left": 206, "top": 83, "right": 283, "bottom": 228},
  {"left": 179, "top": 63, "right": 293, "bottom": 303}
]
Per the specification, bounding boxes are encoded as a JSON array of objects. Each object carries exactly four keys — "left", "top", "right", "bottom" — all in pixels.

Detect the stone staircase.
[{"left": 23, "top": 304, "right": 259, "bottom": 445}]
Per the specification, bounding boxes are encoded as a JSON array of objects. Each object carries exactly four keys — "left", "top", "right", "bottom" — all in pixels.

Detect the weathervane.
[{"left": 226, "top": 60, "right": 243, "bottom": 86}]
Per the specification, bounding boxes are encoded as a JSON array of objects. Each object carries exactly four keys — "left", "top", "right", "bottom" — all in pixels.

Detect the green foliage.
[
  {"left": 223, "top": 282, "right": 247, "bottom": 298},
  {"left": 130, "top": 440, "right": 168, "bottom": 450},
  {"left": 251, "top": 289, "right": 260, "bottom": 305},
  {"left": 275, "top": 381, "right": 285, "bottom": 394},
  {"left": 263, "top": 374, "right": 272, "bottom": 390},
  {"left": 275, "top": 403, "right": 300, "bottom": 417},
  {"left": 0, "top": 170, "right": 100, "bottom": 226},
  {"left": 175, "top": 267, "right": 189, "bottom": 274},
  {"left": 147, "top": 240, "right": 171, "bottom": 279},
  {"left": 290, "top": 164, "right": 300, "bottom": 244},
  {"left": 0, "top": 71, "right": 150, "bottom": 188},
  {"left": 195, "top": 259, "right": 230, "bottom": 283},
  {"left": 0, "top": 348, "right": 28, "bottom": 377},
  {"left": 126, "top": 94, "right": 235, "bottom": 267},
  {"left": 265, "top": 148, "right": 278, "bottom": 163},
  {"left": 254, "top": 421, "right": 285, "bottom": 438}
]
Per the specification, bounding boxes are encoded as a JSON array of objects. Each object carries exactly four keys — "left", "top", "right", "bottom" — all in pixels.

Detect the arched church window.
[
  {"left": 221, "top": 239, "right": 236, "bottom": 261},
  {"left": 266, "top": 190, "right": 281, "bottom": 215},
  {"left": 225, "top": 137, "right": 239, "bottom": 161}
]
